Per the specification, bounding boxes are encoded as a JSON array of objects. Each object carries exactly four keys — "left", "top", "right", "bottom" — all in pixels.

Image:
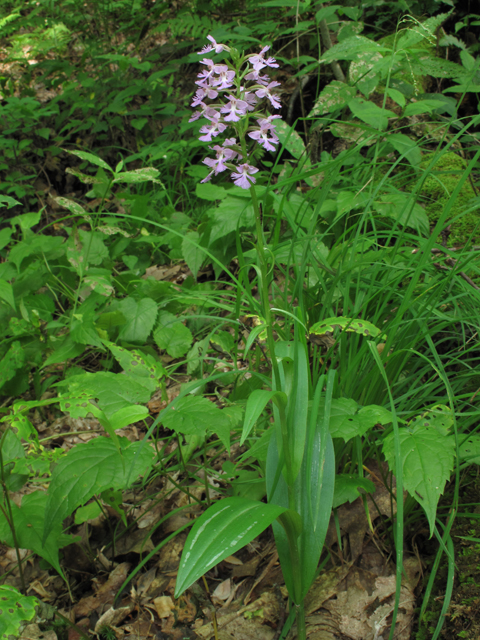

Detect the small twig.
[{"left": 319, "top": 18, "right": 346, "bottom": 82}]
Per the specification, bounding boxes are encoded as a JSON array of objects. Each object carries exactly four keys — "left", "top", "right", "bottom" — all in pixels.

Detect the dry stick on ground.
[{"left": 318, "top": 18, "right": 346, "bottom": 83}]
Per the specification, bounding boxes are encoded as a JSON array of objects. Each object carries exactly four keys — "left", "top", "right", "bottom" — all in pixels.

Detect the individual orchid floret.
[
  {"left": 231, "top": 163, "right": 259, "bottom": 189},
  {"left": 221, "top": 95, "right": 249, "bottom": 122},
  {"left": 201, "top": 141, "right": 238, "bottom": 181},
  {"left": 244, "top": 68, "right": 270, "bottom": 86},
  {"left": 196, "top": 60, "right": 229, "bottom": 86},
  {"left": 248, "top": 46, "right": 279, "bottom": 71},
  {"left": 242, "top": 91, "right": 258, "bottom": 110},
  {"left": 189, "top": 102, "right": 218, "bottom": 122},
  {"left": 198, "top": 35, "right": 228, "bottom": 55},
  {"left": 191, "top": 87, "right": 218, "bottom": 107},
  {"left": 211, "top": 66, "right": 236, "bottom": 91},
  {"left": 248, "top": 128, "right": 279, "bottom": 152},
  {"left": 199, "top": 113, "right": 227, "bottom": 142},
  {"left": 255, "top": 81, "right": 282, "bottom": 109}
]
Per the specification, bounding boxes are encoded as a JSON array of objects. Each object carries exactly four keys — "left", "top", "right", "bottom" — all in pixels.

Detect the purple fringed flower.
[
  {"left": 198, "top": 35, "right": 227, "bottom": 55},
  {"left": 255, "top": 82, "right": 282, "bottom": 109},
  {"left": 248, "top": 129, "right": 279, "bottom": 152},
  {"left": 231, "top": 163, "right": 259, "bottom": 189},
  {"left": 249, "top": 46, "right": 279, "bottom": 71},
  {"left": 201, "top": 140, "right": 238, "bottom": 182},
  {"left": 199, "top": 112, "right": 227, "bottom": 142},
  {"left": 221, "top": 95, "right": 249, "bottom": 122}
]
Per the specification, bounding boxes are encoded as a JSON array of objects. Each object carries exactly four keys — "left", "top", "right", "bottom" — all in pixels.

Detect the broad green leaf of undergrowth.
[
  {"left": 66, "top": 149, "right": 112, "bottom": 171},
  {"left": 0, "top": 491, "right": 77, "bottom": 578},
  {"left": 0, "top": 586, "right": 38, "bottom": 640},
  {"left": 348, "top": 98, "right": 395, "bottom": 131},
  {"left": 319, "top": 35, "right": 388, "bottom": 64},
  {"left": 309, "top": 317, "right": 383, "bottom": 339},
  {"left": 0, "top": 341, "right": 25, "bottom": 392},
  {"left": 333, "top": 474, "right": 376, "bottom": 509},
  {"left": 208, "top": 195, "right": 255, "bottom": 244},
  {"left": 459, "top": 434, "right": 480, "bottom": 465},
  {"left": 154, "top": 311, "right": 193, "bottom": 358},
  {"left": 387, "top": 133, "right": 422, "bottom": 168},
  {"left": 328, "top": 398, "right": 393, "bottom": 441},
  {"left": 112, "top": 167, "right": 160, "bottom": 183},
  {"left": 117, "top": 296, "right": 158, "bottom": 343},
  {"left": 59, "top": 371, "right": 154, "bottom": 419},
  {"left": 182, "top": 231, "right": 205, "bottom": 279},
  {"left": 309, "top": 80, "right": 357, "bottom": 117},
  {"left": 175, "top": 497, "right": 287, "bottom": 598},
  {"left": 383, "top": 419, "right": 455, "bottom": 537},
  {"left": 104, "top": 340, "right": 166, "bottom": 390},
  {"left": 162, "top": 395, "right": 231, "bottom": 451},
  {"left": 0, "top": 279, "right": 15, "bottom": 310},
  {"left": 241, "top": 389, "right": 286, "bottom": 445},
  {"left": 43, "top": 436, "right": 154, "bottom": 542}
]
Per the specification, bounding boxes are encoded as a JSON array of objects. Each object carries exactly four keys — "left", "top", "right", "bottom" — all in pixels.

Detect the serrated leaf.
[
  {"left": 209, "top": 196, "right": 255, "bottom": 244},
  {"left": 0, "top": 491, "right": 77, "bottom": 578},
  {"left": 333, "top": 474, "right": 376, "bottom": 509},
  {"left": 0, "top": 586, "right": 38, "bottom": 640},
  {"left": 43, "top": 436, "right": 154, "bottom": 541},
  {"left": 459, "top": 434, "right": 480, "bottom": 465},
  {"left": 383, "top": 422, "right": 455, "bottom": 536},
  {"left": 163, "top": 395, "right": 231, "bottom": 449},
  {"left": 104, "top": 340, "right": 165, "bottom": 389},
  {"left": 328, "top": 398, "right": 392, "bottom": 441},
  {"left": 175, "top": 497, "right": 287, "bottom": 597},
  {"left": 153, "top": 311, "right": 193, "bottom": 358},
  {"left": 117, "top": 296, "right": 158, "bottom": 343}
]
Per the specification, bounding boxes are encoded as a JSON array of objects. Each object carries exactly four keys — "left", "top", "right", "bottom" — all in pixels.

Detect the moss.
[{"left": 419, "top": 152, "right": 480, "bottom": 246}]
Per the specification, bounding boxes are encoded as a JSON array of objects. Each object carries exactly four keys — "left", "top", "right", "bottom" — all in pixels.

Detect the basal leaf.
[
  {"left": 175, "top": 497, "right": 287, "bottom": 597},
  {"left": 383, "top": 423, "right": 455, "bottom": 537},
  {"left": 43, "top": 436, "right": 154, "bottom": 541}
]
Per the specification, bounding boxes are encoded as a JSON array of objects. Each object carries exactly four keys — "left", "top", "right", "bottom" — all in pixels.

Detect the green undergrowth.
[{"left": 1, "top": 1, "right": 480, "bottom": 639}]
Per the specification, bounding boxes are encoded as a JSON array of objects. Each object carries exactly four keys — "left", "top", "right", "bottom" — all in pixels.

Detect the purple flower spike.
[
  {"left": 199, "top": 113, "right": 227, "bottom": 142},
  {"left": 201, "top": 143, "right": 238, "bottom": 179},
  {"left": 231, "top": 163, "right": 259, "bottom": 189},
  {"left": 255, "top": 81, "right": 282, "bottom": 109},
  {"left": 211, "top": 66, "right": 236, "bottom": 91},
  {"left": 198, "top": 35, "right": 226, "bottom": 54}
]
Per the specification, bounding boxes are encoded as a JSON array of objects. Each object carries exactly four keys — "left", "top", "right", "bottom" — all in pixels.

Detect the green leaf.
[
  {"left": 0, "top": 342, "right": 25, "bottom": 392},
  {"left": 309, "top": 316, "right": 383, "bottom": 339},
  {"left": 108, "top": 405, "right": 149, "bottom": 430},
  {"left": 404, "top": 99, "right": 447, "bottom": 116},
  {"left": 0, "top": 279, "right": 15, "bottom": 311},
  {"left": 387, "top": 133, "right": 422, "bottom": 167},
  {"left": 104, "top": 341, "right": 166, "bottom": 390},
  {"left": 0, "top": 586, "right": 38, "bottom": 640},
  {"left": 175, "top": 497, "right": 287, "bottom": 597},
  {"left": 10, "top": 212, "right": 41, "bottom": 231},
  {"left": 348, "top": 98, "right": 395, "bottom": 131},
  {"left": 42, "top": 336, "right": 85, "bottom": 368},
  {"left": 74, "top": 501, "right": 102, "bottom": 525},
  {"left": 241, "top": 390, "right": 278, "bottom": 445},
  {"left": 383, "top": 421, "right": 455, "bottom": 537},
  {"left": 43, "top": 436, "right": 154, "bottom": 542},
  {"left": 459, "top": 434, "right": 480, "bottom": 465},
  {"left": 182, "top": 231, "right": 205, "bottom": 279},
  {"left": 66, "top": 149, "right": 112, "bottom": 171},
  {"left": 375, "top": 192, "right": 429, "bottom": 235},
  {"left": 328, "top": 398, "right": 392, "bottom": 441},
  {"left": 113, "top": 167, "right": 160, "bottom": 183},
  {"left": 54, "top": 196, "right": 89, "bottom": 217},
  {"left": 275, "top": 120, "right": 308, "bottom": 161},
  {"left": 118, "top": 297, "right": 158, "bottom": 343},
  {"left": 320, "top": 35, "right": 388, "bottom": 64},
  {"left": 209, "top": 196, "right": 255, "bottom": 244},
  {"left": 153, "top": 311, "right": 193, "bottom": 358},
  {"left": 309, "top": 80, "right": 357, "bottom": 117},
  {"left": 195, "top": 183, "right": 228, "bottom": 201},
  {"left": 60, "top": 371, "right": 153, "bottom": 419},
  {"left": 0, "top": 195, "right": 22, "bottom": 209},
  {"left": 333, "top": 474, "right": 376, "bottom": 509},
  {"left": 0, "top": 491, "right": 77, "bottom": 578},
  {"left": 163, "top": 395, "right": 231, "bottom": 450},
  {"left": 0, "top": 228, "right": 12, "bottom": 251},
  {"left": 70, "top": 314, "right": 104, "bottom": 348}
]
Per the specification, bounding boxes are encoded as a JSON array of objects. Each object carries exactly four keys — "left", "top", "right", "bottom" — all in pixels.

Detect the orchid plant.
[{"left": 174, "top": 38, "right": 336, "bottom": 640}]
